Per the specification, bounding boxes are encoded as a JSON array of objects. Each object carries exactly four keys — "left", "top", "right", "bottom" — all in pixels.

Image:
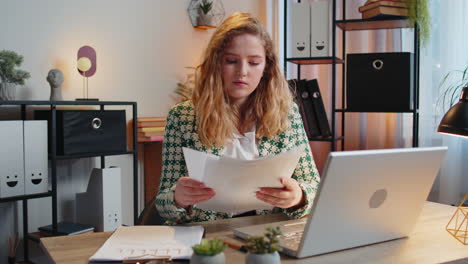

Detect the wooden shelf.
[
  {"left": 336, "top": 18, "right": 412, "bottom": 31},
  {"left": 286, "top": 57, "right": 344, "bottom": 65}
]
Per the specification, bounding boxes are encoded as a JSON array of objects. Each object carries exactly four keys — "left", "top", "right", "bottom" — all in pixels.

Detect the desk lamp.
[
  {"left": 76, "top": 45, "right": 98, "bottom": 101},
  {"left": 439, "top": 86, "right": 468, "bottom": 245}
]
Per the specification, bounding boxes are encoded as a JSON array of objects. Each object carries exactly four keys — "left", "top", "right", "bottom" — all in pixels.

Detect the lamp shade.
[
  {"left": 77, "top": 45, "right": 96, "bottom": 77},
  {"left": 437, "top": 86, "right": 468, "bottom": 137}
]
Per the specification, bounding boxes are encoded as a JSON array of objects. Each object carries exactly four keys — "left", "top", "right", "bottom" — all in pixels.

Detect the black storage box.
[
  {"left": 35, "top": 110, "right": 127, "bottom": 155},
  {"left": 346, "top": 52, "right": 414, "bottom": 112}
]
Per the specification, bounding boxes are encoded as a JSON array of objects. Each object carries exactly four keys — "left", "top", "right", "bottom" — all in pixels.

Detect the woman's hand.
[
  {"left": 256, "top": 177, "right": 304, "bottom": 209},
  {"left": 174, "top": 177, "right": 216, "bottom": 209}
]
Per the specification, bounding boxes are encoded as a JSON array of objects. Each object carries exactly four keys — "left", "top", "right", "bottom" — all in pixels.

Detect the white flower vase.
[
  {"left": 0, "top": 82, "right": 16, "bottom": 101},
  {"left": 190, "top": 252, "right": 225, "bottom": 264},
  {"left": 245, "top": 251, "right": 280, "bottom": 264}
]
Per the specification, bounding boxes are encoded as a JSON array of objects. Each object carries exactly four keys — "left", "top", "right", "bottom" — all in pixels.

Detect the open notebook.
[{"left": 89, "top": 225, "right": 204, "bottom": 262}]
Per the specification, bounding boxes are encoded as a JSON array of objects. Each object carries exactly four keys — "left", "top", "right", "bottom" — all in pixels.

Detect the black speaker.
[
  {"left": 346, "top": 52, "right": 414, "bottom": 112},
  {"left": 35, "top": 110, "right": 127, "bottom": 155}
]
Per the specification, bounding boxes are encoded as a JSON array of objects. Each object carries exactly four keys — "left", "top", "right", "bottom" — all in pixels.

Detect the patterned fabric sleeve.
[
  {"left": 155, "top": 104, "right": 193, "bottom": 223},
  {"left": 278, "top": 104, "right": 321, "bottom": 218},
  {"left": 260, "top": 104, "right": 320, "bottom": 218}
]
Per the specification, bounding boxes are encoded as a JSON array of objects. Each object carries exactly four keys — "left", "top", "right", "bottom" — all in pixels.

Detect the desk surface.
[{"left": 41, "top": 202, "right": 468, "bottom": 264}]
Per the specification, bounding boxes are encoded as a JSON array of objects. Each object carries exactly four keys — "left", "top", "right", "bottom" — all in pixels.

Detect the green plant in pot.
[
  {"left": 191, "top": 238, "right": 226, "bottom": 264},
  {"left": 0, "top": 50, "right": 30, "bottom": 101},
  {"left": 197, "top": 0, "right": 214, "bottom": 27},
  {"left": 437, "top": 66, "right": 468, "bottom": 112},
  {"left": 404, "top": 0, "right": 431, "bottom": 47},
  {"left": 245, "top": 226, "right": 282, "bottom": 264}
]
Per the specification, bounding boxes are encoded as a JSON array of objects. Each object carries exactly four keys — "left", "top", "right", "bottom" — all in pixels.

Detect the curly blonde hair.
[{"left": 192, "top": 12, "right": 292, "bottom": 147}]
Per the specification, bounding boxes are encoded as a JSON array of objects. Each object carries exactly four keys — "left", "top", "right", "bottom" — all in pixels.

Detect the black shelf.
[
  {"left": 286, "top": 57, "right": 344, "bottom": 65},
  {"left": 334, "top": 109, "right": 415, "bottom": 113},
  {"left": 0, "top": 191, "right": 52, "bottom": 203},
  {"left": 284, "top": 0, "right": 420, "bottom": 151},
  {"left": 52, "top": 150, "right": 137, "bottom": 160},
  {"left": 336, "top": 17, "right": 412, "bottom": 31},
  {"left": 0, "top": 100, "right": 136, "bottom": 106},
  {"left": 0, "top": 100, "right": 138, "bottom": 262},
  {"left": 308, "top": 136, "right": 344, "bottom": 142}
]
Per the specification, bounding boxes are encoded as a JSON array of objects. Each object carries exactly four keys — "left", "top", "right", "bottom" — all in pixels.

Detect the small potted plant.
[
  {"left": 0, "top": 50, "right": 30, "bottom": 101},
  {"left": 197, "top": 0, "right": 214, "bottom": 27},
  {"left": 191, "top": 238, "right": 226, "bottom": 264},
  {"left": 244, "top": 226, "right": 282, "bottom": 264}
]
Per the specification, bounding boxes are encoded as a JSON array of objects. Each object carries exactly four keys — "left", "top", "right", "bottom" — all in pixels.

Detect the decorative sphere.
[{"left": 77, "top": 57, "right": 92, "bottom": 72}]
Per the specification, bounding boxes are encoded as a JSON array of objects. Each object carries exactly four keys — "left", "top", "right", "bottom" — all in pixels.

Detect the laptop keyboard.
[{"left": 280, "top": 221, "right": 307, "bottom": 250}]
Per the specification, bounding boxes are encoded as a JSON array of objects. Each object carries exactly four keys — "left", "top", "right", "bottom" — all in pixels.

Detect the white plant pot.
[
  {"left": 0, "top": 82, "right": 16, "bottom": 101},
  {"left": 245, "top": 251, "right": 280, "bottom": 264},
  {"left": 197, "top": 14, "right": 213, "bottom": 26},
  {"left": 190, "top": 252, "right": 225, "bottom": 264}
]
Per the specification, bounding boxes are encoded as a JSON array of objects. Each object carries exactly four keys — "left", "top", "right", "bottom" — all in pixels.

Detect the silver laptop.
[{"left": 234, "top": 147, "right": 448, "bottom": 258}]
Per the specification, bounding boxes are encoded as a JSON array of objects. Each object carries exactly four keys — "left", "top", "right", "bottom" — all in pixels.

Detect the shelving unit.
[
  {"left": 0, "top": 100, "right": 138, "bottom": 262},
  {"left": 284, "top": 0, "right": 420, "bottom": 150}
]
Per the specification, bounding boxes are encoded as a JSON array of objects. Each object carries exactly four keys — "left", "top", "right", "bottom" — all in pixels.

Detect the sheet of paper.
[
  {"left": 89, "top": 225, "right": 204, "bottom": 262},
  {"left": 183, "top": 145, "right": 304, "bottom": 214}
]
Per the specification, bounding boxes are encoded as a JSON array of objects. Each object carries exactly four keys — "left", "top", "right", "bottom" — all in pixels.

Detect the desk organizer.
[{"left": 446, "top": 193, "right": 468, "bottom": 245}]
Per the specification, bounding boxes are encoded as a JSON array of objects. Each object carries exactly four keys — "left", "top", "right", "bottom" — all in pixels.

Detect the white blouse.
[{"left": 223, "top": 128, "right": 259, "bottom": 160}]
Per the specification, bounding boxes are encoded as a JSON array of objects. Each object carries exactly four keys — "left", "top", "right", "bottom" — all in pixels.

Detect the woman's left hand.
[{"left": 256, "top": 177, "right": 304, "bottom": 209}]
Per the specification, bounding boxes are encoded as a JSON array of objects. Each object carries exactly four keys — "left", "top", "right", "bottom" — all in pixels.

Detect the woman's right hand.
[{"left": 174, "top": 177, "right": 216, "bottom": 209}]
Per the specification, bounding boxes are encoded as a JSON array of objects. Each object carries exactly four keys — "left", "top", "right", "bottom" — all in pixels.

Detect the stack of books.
[
  {"left": 358, "top": 0, "right": 408, "bottom": 19},
  {"left": 137, "top": 116, "right": 166, "bottom": 142}
]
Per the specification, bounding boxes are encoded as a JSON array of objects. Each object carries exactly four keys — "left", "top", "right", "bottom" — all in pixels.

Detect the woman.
[{"left": 156, "top": 12, "right": 320, "bottom": 224}]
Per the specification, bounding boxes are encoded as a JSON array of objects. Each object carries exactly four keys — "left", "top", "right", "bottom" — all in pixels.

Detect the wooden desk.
[{"left": 41, "top": 202, "right": 468, "bottom": 264}]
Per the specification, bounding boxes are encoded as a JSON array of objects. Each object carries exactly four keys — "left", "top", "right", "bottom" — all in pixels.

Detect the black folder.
[
  {"left": 306, "top": 79, "right": 331, "bottom": 137},
  {"left": 289, "top": 79, "right": 320, "bottom": 139}
]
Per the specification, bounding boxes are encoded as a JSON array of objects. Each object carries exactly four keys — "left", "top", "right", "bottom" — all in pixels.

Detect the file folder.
[
  {"left": 24, "top": 121, "right": 48, "bottom": 195},
  {"left": 0, "top": 121, "right": 25, "bottom": 198}
]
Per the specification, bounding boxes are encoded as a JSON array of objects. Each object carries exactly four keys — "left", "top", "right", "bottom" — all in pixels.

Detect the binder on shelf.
[
  {"left": 306, "top": 79, "right": 331, "bottom": 137},
  {"left": 310, "top": 1, "right": 331, "bottom": 57},
  {"left": 289, "top": 79, "right": 311, "bottom": 139},
  {"left": 289, "top": 79, "right": 321, "bottom": 138},
  {"left": 24, "top": 121, "right": 48, "bottom": 195},
  {"left": 0, "top": 121, "right": 25, "bottom": 198},
  {"left": 290, "top": 1, "right": 310, "bottom": 58}
]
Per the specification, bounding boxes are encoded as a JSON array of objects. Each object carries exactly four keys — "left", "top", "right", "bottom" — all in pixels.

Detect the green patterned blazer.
[{"left": 155, "top": 100, "right": 320, "bottom": 224}]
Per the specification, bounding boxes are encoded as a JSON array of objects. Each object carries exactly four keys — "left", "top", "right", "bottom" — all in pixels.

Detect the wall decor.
[{"left": 187, "top": 0, "right": 225, "bottom": 29}]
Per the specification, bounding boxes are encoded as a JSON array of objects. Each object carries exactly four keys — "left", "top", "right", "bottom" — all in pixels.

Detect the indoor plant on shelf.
[
  {"left": 244, "top": 226, "right": 282, "bottom": 264},
  {"left": 0, "top": 50, "right": 30, "bottom": 101},
  {"left": 405, "top": 0, "right": 431, "bottom": 47},
  {"left": 191, "top": 238, "right": 226, "bottom": 264},
  {"left": 197, "top": 0, "right": 214, "bottom": 27}
]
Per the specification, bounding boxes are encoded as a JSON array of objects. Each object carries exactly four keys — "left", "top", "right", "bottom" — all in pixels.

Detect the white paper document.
[
  {"left": 89, "top": 225, "right": 204, "bottom": 262},
  {"left": 183, "top": 145, "right": 304, "bottom": 214}
]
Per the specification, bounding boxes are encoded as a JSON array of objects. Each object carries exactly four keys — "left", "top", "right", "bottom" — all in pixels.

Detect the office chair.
[{"left": 137, "top": 196, "right": 166, "bottom": 225}]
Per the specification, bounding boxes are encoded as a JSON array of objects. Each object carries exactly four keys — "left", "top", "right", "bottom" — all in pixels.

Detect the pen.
[
  {"left": 122, "top": 256, "right": 171, "bottom": 264},
  {"left": 218, "top": 237, "right": 248, "bottom": 253}
]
